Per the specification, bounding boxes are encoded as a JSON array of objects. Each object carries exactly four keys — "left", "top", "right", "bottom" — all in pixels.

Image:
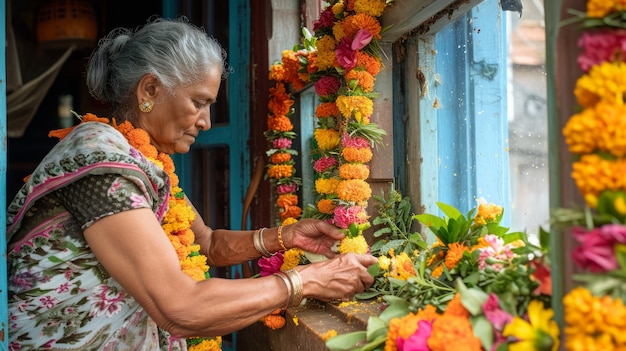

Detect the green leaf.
[
  {"left": 326, "top": 331, "right": 366, "bottom": 351},
  {"left": 414, "top": 213, "right": 446, "bottom": 229},
  {"left": 437, "top": 201, "right": 463, "bottom": 218},
  {"left": 470, "top": 315, "right": 494, "bottom": 351},
  {"left": 456, "top": 278, "right": 489, "bottom": 316},
  {"left": 365, "top": 317, "right": 388, "bottom": 341},
  {"left": 539, "top": 226, "right": 551, "bottom": 252}
]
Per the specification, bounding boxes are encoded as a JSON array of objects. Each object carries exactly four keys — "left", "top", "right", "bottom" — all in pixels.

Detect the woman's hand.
[
  {"left": 284, "top": 218, "right": 345, "bottom": 258},
  {"left": 297, "top": 253, "right": 378, "bottom": 302}
]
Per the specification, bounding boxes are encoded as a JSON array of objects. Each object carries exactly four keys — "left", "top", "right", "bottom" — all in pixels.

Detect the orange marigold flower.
[
  {"left": 280, "top": 205, "right": 302, "bottom": 220},
  {"left": 321, "top": 329, "right": 338, "bottom": 341},
  {"left": 346, "top": 69, "right": 375, "bottom": 92},
  {"left": 268, "top": 164, "right": 294, "bottom": 179},
  {"left": 428, "top": 314, "right": 482, "bottom": 351},
  {"left": 317, "top": 198, "right": 336, "bottom": 214},
  {"left": 277, "top": 194, "right": 299, "bottom": 209},
  {"left": 262, "top": 314, "right": 286, "bottom": 329},
  {"left": 269, "top": 83, "right": 294, "bottom": 116},
  {"left": 342, "top": 146, "right": 373, "bottom": 163},
  {"left": 314, "top": 128, "right": 341, "bottom": 151},
  {"left": 339, "top": 163, "right": 370, "bottom": 180},
  {"left": 271, "top": 152, "right": 292, "bottom": 164},
  {"left": 316, "top": 102, "right": 341, "bottom": 118},
  {"left": 357, "top": 51, "right": 382, "bottom": 76},
  {"left": 432, "top": 264, "right": 444, "bottom": 278},
  {"left": 336, "top": 179, "right": 372, "bottom": 202},
  {"left": 342, "top": 13, "right": 382, "bottom": 39},
  {"left": 267, "top": 115, "right": 294, "bottom": 132},
  {"left": 315, "top": 177, "right": 341, "bottom": 195},
  {"left": 336, "top": 95, "right": 374, "bottom": 119},
  {"left": 176, "top": 228, "right": 196, "bottom": 246},
  {"left": 444, "top": 242, "right": 468, "bottom": 269},
  {"left": 444, "top": 294, "right": 470, "bottom": 318},
  {"left": 269, "top": 63, "right": 286, "bottom": 81}
]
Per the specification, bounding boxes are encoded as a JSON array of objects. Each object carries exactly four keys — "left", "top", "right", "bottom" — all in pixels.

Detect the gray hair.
[{"left": 86, "top": 17, "right": 228, "bottom": 122}]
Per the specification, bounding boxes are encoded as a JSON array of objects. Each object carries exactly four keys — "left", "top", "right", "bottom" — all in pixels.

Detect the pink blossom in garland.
[
  {"left": 333, "top": 205, "right": 368, "bottom": 229},
  {"left": 577, "top": 29, "right": 626, "bottom": 72},
  {"left": 397, "top": 320, "right": 432, "bottom": 351},
  {"left": 336, "top": 37, "right": 358, "bottom": 70},
  {"left": 351, "top": 29, "right": 373, "bottom": 50},
  {"left": 572, "top": 224, "right": 626, "bottom": 273},
  {"left": 313, "top": 156, "right": 339, "bottom": 173},
  {"left": 314, "top": 75, "right": 342, "bottom": 97},
  {"left": 276, "top": 183, "right": 297, "bottom": 194},
  {"left": 342, "top": 133, "right": 371, "bottom": 148},
  {"left": 272, "top": 137, "right": 292, "bottom": 149},
  {"left": 258, "top": 252, "right": 284, "bottom": 276}
]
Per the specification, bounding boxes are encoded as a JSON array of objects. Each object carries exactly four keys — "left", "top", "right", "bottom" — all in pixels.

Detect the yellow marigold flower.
[
  {"left": 378, "top": 255, "right": 391, "bottom": 270},
  {"left": 444, "top": 242, "right": 468, "bottom": 269},
  {"left": 333, "top": 21, "right": 346, "bottom": 41},
  {"left": 332, "top": 2, "right": 344, "bottom": 15},
  {"left": 181, "top": 255, "right": 210, "bottom": 282},
  {"left": 281, "top": 248, "right": 304, "bottom": 271},
  {"left": 316, "top": 35, "right": 338, "bottom": 71},
  {"left": 571, "top": 155, "right": 625, "bottom": 207},
  {"left": 163, "top": 200, "right": 196, "bottom": 233},
  {"left": 503, "top": 300, "right": 560, "bottom": 351},
  {"left": 354, "top": 0, "right": 388, "bottom": 17},
  {"left": 474, "top": 199, "right": 503, "bottom": 226},
  {"left": 342, "top": 146, "right": 373, "bottom": 163},
  {"left": 388, "top": 251, "right": 416, "bottom": 280},
  {"left": 339, "top": 235, "right": 369, "bottom": 254},
  {"left": 315, "top": 177, "right": 341, "bottom": 195},
  {"left": 268, "top": 164, "right": 294, "bottom": 179},
  {"left": 563, "top": 107, "right": 601, "bottom": 155},
  {"left": 317, "top": 198, "right": 336, "bottom": 214},
  {"left": 336, "top": 95, "right": 374, "bottom": 119},
  {"left": 336, "top": 179, "right": 372, "bottom": 202},
  {"left": 432, "top": 264, "right": 444, "bottom": 278},
  {"left": 339, "top": 163, "right": 370, "bottom": 180},
  {"left": 281, "top": 217, "right": 298, "bottom": 226},
  {"left": 314, "top": 128, "right": 341, "bottom": 150},
  {"left": 574, "top": 61, "right": 626, "bottom": 108},
  {"left": 188, "top": 336, "right": 222, "bottom": 351}
]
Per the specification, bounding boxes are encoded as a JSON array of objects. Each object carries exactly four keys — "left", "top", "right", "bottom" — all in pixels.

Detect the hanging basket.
[{"left": 36, "top": 0, "right": 97, "bottom": 49}]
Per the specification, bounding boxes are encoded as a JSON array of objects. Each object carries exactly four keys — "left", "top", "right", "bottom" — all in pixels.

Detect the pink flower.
[
  {"left": 313, "top": 156, "right": 339, "bottom": 173},
  {"left": 258, "top": 252, "right": 285, "bottom": 276},
  {"left": 351, "top": 29, "right": 373, "bottom": 50},
  {"left": 477, "top": 234, "right": 514, "bottom": 271},
  {"left": 341, "top": 133, "right": 371, "bottom": 148},
  {"left": 314, "top": 75, "right": 342, "bottom": 97},
  {"left": 397, "top": 320, "right": 432, "bottom": 351},
  {"left": 572, "top": 224, "right": 626, "bottom": 272},
  {"left": 333, "top": 205, "right": 368, "bottom": 229},
  {"left": 482, "top": 294, "right": 513, "bottom": 330},
  {"left": 577, "top": 29, "right": 626, "bottom": 72},
  {"left": 336, "top": 37, "right": 358, "bottom": 70},
  {"left": 273, "top": 137, "right": 292, "bottom": 149},
  {"left": 277, "top": 183, "right": 297, "bottom": 194}
]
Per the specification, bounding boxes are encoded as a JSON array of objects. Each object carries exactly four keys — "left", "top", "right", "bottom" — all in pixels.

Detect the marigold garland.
[{"left": 49, "top": 113, "right": 220, "bottom": 351}]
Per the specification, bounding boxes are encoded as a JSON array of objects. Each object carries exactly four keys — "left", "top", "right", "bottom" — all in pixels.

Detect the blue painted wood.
[
  {"left": 299, "top": 87, "right": 318, "bottom": 210},
  {"left": 1, "top": 1, "right": 8, "bottom": 349},
  {"left": 434, "top": 0, "right": 510, "bottom": 222}
]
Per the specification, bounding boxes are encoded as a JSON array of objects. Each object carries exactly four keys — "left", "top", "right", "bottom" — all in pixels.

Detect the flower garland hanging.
[
  {"left": 49, "top": 113, "right": 221, "bottom": 351},
  {"left": 306, "top": 0, "right": 390, "bottom": 255},
  {"left": 558, "top": 1, "right": 626, "bottom": 350}
]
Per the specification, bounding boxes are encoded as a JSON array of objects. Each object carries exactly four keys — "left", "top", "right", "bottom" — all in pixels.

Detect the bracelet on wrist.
[
  {"left": 277, "top": 225, "right": 288, "bottom": 251},
  {"left": 274, "top": 269, "right": 304, "bottom": 309},
  {"left": 253, "top": 228, "right": 274, "bottom": 258}
]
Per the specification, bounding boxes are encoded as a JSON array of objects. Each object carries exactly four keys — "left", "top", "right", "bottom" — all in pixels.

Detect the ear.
[{"left": 136, "top": 74, "right": 161, "bottom": 103}]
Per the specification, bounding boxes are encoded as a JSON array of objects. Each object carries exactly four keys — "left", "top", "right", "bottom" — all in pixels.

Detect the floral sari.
[{"left": 6, "top": 122, "right": 187, "bottom": 350}]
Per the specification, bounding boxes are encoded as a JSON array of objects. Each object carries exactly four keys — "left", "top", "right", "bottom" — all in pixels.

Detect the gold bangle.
[
  {"left": 277, "top": 225, "right": 288, "bottom": 251},
  {"left": 253, "top": 228, "right": 273, "bottom": 258},
  {"left": 274, "top": 272, "right": 292, "bottom": 310},
  {"left": 284, "top": 269, "right": 303, "bottom": 308}
]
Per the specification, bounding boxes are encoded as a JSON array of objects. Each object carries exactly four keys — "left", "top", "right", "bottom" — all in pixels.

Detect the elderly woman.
[{"left": 6, "top": 17, "right": 376, "bottom": 350}]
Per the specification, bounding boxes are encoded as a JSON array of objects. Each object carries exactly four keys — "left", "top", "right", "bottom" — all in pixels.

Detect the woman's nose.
[{"left": 197, "top": 112, "right": 211, "bottom": 131}]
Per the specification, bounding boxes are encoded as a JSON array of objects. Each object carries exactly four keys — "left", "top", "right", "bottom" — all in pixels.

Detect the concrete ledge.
[{"left": 237, "top": 299, "right": 383, "bottom": 350}]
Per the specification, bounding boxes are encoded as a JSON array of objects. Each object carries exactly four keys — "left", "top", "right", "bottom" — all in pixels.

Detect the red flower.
[{"left": 314, "top": 75, "right": 342, "bottom": 97}]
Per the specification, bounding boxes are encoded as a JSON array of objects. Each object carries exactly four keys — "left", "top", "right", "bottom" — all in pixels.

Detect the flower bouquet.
[{"left": 326, "top": 190, "right": 557, "bottom": 351}]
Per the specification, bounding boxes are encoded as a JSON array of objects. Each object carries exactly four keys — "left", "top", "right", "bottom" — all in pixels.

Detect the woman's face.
[{"left": 137, "top": 68, "right": 222, "bottom": 154}]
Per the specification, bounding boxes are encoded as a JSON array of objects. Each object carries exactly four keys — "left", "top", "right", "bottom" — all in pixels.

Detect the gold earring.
[{"left": 139, "top": 100, "right": 153, "bottom": 113}]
